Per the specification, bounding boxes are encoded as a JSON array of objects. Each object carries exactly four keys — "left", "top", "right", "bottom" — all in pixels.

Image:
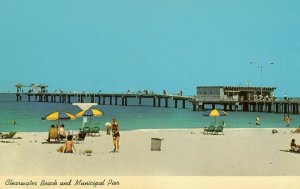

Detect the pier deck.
[
  {"left": 16, "top": 92, "right": 191, "bottom": 109},
  {"left": 15, "top": 92, "right": 300, "bottom": 114}
]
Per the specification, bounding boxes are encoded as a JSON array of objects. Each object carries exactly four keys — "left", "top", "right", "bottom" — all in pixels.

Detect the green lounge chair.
[
  {"left": 213, "top": 126, "right": 224, "bottom": 135},
  {"left": 90, "top": 127, "right": 100, "bottom": 136},
  {"left": 1, "top": 132, "right": 17, "bottom": 143},
  {"left": 203, "top": 123, "right": 216, "bottom": 135},
  {"left": 81, "top": 127, "right": 91, "bottom": 136}
]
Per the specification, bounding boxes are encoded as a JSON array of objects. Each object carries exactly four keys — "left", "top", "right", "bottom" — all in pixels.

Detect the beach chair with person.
[
  {"left": 73, "top": 130, "right": 87, "bottom": 143},
  {"left": 47, "top": 125, "right": 59, "bottom": 142}
]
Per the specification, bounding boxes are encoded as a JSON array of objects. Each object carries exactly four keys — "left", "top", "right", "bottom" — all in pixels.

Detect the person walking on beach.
[
  {"left": 256, "top": 115, "right": 260, "bottom": 125},
  {"left": 111, "top": 118, "right": 120, "bottom": 152}
]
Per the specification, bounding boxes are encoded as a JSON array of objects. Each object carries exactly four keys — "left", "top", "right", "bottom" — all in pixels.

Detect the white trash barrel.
[{"left": 151, "top": 138, "right": 163, "bottom": 151}]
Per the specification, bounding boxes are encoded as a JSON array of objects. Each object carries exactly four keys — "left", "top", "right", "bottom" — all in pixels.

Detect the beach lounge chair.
[
  {"left": 213, "top": 126, "right": 224, "bottom": 135},
  {"left": 203, "top": 123, "right": 216, "bottom": 135},
  {"left": 90, "top": 127, "right": 100, "bottom": 136},
  {"left": 1, "top": 132, "right": 17, "bottom": 143},
  {"left": 82, "top": 127, "right": 90, "bottom": 134},
  {"left": 47, "top": 127, "right": 59, "bottom": 141}
]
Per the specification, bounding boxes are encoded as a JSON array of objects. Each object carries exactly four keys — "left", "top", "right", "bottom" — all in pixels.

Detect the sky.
[{"left": 0, "top": 0, "right": 299, "bottom": 96}]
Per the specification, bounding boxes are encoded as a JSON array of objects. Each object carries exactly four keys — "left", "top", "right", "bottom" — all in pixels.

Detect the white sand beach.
[{"left": 1, "top": 128, "right": 300, "bottom": 177}]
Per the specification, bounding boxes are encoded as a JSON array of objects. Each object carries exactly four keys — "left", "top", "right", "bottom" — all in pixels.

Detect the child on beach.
[
  {"left": 57, "top": 135, "right": 77, "bottom": 153},
  {"left": 290, "top": 139, "right": 300, "bottom": 152}
]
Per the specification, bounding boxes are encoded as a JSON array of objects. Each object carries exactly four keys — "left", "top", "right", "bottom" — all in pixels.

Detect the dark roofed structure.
[{"left": 197, "top": 86, "right": 276, "bottom": 102}]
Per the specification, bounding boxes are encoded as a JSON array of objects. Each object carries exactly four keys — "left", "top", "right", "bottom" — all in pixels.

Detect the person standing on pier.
[
  {"left": 256, "top": 115, "right": 260, "bottom": 125},
  {"left": 112, "top": 118, "right": 120, "bottom": 152}
]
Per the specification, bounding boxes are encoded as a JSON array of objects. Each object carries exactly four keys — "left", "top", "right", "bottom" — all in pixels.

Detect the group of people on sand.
[
  {"left": 56, "top": 118, "right": 121, "bottom": 154},
  {"left": 47, "top": 124, "right": 66, "bottom": 142}
]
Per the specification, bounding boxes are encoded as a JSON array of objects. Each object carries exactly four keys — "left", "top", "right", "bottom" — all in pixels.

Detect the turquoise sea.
[{"left": 0, "top": 93, "right": 299, "bottom": 132}]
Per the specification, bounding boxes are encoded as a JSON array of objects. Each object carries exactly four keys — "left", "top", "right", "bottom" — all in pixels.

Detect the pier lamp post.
[{"left": 250, "top": 62, "right": 274, "bottom": 97}]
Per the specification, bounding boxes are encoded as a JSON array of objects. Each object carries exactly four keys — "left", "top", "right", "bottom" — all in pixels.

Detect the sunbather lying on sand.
[{"left": 291, "top": 127, "right": 300, "bottom": 133}]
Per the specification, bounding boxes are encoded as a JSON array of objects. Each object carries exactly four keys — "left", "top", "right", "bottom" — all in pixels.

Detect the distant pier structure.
[
  {"left": 15, "top": 84, "right": 300, "bottom": 114},
  {"left": 15, "top": 85, "right": 190, "bottom": 109},
  {"left": 191, "top": 86, "right": 300, "bottom": 114}
]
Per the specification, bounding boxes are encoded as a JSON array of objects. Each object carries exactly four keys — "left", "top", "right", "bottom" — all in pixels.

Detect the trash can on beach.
[{"left": 151, "top": 138, "right": 163, "bottom": 151}]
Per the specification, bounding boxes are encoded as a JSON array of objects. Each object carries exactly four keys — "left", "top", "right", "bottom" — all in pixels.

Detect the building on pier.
[
  {"left": 192, "top": 86, "right": 300, "bottom": 114},
  {"left": 196, "top": 86, "right": 276, "bottom": 102}
]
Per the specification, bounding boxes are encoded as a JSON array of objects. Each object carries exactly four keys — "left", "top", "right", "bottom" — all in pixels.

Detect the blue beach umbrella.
[
  {"left": 41, "top": 111, "right": 76, "bottom": 125},
  {"left": 76, "top": 108, "right": 104, "bottom": 127},
  {"left": 76, "top": 108, "right": 103, "bottom": 117}
]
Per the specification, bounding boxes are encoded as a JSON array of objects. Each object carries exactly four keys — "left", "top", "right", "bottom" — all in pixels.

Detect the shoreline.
[{"left": 1, "top": 128, "right": 300, "bottom": 176}]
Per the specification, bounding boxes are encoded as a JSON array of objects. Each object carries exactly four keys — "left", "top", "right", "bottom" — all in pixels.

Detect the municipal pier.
[
  {"left": 15, "top": 84, "right": 190, "bottom": 109},
  {"left": 15, "top": 84, "right": 300, "bottom": 114}
]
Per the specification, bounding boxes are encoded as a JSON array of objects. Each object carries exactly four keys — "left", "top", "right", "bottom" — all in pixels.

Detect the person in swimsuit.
[
  {"left": 64, "top": 135, "right": 76, "bottom": 153},
  {"left": 255, "top": 115, "right": 260, "bottom": 125},
  {"left": 291, "top": 139, "right": 300, "bottom": 152},
  {"left": 112, "top": 118, "right": 120, "bottom": 152}
]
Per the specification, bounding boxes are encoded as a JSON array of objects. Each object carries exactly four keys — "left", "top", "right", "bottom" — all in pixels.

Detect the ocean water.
[{"left": 0, "top": 93, "right": 299, "bottom": 132}]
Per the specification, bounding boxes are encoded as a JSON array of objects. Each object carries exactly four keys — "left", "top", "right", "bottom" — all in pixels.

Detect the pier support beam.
[
  {"left": 212, "top": 104, "right": 215, "bottom": 109},
  {"left": 122, "top": 97, "right": 125, "bottom": 106},
  {"left": 223, "top": 104, "right": 227, "bottom": 111},
  {"left": 165, "top": 98, "right": 168, "bottom": 108},
  {"left": 115, "top": 97, "right": 118, "bottom": 105},
  {"left": 153, "top": 97, "right": 156, "bottom": 107}
]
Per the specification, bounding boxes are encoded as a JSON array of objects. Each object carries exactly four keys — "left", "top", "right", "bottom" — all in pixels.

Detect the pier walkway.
[
  {"left": 15, "top": 92, "right": 300, "bottom": 114},
  {"left": 16, "top": 92, "right": 191, "bottom": 109}
]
